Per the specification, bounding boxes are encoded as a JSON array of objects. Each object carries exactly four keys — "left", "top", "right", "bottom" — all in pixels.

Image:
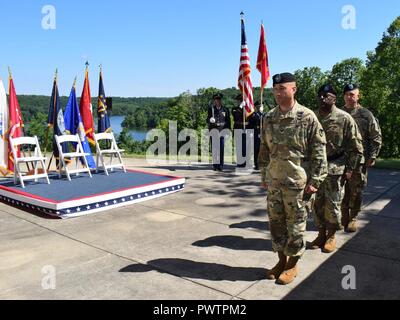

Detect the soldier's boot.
[
  {"left": 346, "top": 219, "right": 357, "bottom": 233},
  {"left": 309, "top": 228, "right": 326, "bottom": 250},
  {"left": 266, "top": 252, "right": 287, "bottom": 280},
  {"left": 322, "top": 229, "right": 336, "bottom": 253},
  {"left": 277, "top": 256, "right": 299, "bottom": 285}
]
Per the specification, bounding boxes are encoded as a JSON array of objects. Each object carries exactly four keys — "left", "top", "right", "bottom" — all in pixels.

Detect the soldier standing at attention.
[
  {"left": 310, "top": 84, "right": 363, "bottom": 253},
  {"left": 341, "top": 84, "right": 382, "bottom": 232},
  {"left": 259, "top": 73, "right": 328, "bottom": 285},
  {"left": 248, "top": 100, "right": 263, "bottom": 170},
  {"left": 207, "top": 92, "right": 231, "bottom": 172},
  {"left": 232, "top": 94, "right": 248, "bottom": 168}
]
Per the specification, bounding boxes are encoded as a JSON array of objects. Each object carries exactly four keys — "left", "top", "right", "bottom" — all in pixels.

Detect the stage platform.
[{"left": 0, "top": 169, "right": 185, "bottom": 219}]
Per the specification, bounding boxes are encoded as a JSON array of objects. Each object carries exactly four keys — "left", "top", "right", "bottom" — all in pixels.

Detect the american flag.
[{"left": 238, "top": 14, "right": 254, "bottom": 117}]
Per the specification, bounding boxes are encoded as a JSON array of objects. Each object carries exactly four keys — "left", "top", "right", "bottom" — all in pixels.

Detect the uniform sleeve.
[
  {"left": 258, "top": 115, "right": 270, "bottom": 183},
  {"left": 366, "top": 114, "right": 382, "bottom": 160},
  {"left": 206, "top": 107, "right": 212, "bottom": 129},
  {"left": 344, "top": 117, "right": 364, "bottom": 172},
  {"left": 226, "top": 108, "right": 232, "bottom": 130},
  {"left": 307, "top": 116, "right": 328, "bottom": 189}
]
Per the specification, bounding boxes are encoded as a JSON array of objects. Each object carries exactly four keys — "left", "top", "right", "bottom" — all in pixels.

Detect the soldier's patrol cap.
[
  {"left": 213, "top": 92, "right": 223, "bottom": 100},
  {"left": 318, "top": 84, "right": 337, "bottom": 96},
  {"left": 272, "top": 72, "right": 296, "bottom": 86},
  {"left": 343, "top": 83, "right": 359, "bottom": 93}
]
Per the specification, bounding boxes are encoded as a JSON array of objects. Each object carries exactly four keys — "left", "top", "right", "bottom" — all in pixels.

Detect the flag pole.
[
  {"left": 8, "top": 67, "right": 32, "bottom": 172},
  {"left": 240, "top": 12, "right": 246, "bottom": 131},
  {"left": 45, "top": 69, "right": 58, "bottom": 172}
]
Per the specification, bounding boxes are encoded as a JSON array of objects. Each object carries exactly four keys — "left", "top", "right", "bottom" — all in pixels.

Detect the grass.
[{"left": 375, "top": 159, "right": 400, "bottom": 170}]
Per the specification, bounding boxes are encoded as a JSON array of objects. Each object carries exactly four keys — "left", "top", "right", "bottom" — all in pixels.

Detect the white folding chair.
[
  {"left": 10, "top": 136, "right": 50, "bottom": 188},
  {"left": 94, "top": 132, "right": 126, "bottom": 175},
  {"left": 55, "top": 134, "right": 93, "bottom": 181}
]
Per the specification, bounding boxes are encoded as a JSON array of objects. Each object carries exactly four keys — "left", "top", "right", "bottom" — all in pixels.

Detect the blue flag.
[
  {"left": 47, "top": 72, "right": 69, "bottom": 164},
  {"left": 64, "top": 84, "right": 96, "bottom": 169},
  {"left": 97, "top": 69, "right": 111, "bottom": 133}
]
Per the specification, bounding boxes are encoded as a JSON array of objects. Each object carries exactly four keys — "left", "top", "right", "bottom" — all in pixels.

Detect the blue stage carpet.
[{"left": 0, "top": 170, "right": 185, "bottom": 219}]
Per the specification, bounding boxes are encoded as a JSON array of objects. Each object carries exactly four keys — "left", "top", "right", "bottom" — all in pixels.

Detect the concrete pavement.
[{"left": 1, "top": 158, "right": 400, "bottom": 300}]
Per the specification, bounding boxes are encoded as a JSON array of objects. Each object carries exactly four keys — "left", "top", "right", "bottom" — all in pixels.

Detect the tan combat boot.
[
  {"left": 323, "top": 229, "right": 336, "bottom": 253},
  {"left": 346, "top": 219, "right": 357, "bottom": 233},
  {"left": 277, "top": 256, "right": 299, "bottom": 285},
  {"left": 309, "top": 228, "right": 326, "bottom": 250},
  {"left": 266, "top": 252, "right": 287, "bottom": 280}
]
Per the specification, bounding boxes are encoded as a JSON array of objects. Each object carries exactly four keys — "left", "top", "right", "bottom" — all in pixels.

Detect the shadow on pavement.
[
  {"left": 120, "top": 258, "right": 267, "bottom": 281},
  {"left": 192, "top": 235, "right": 272, "bottom": 251},
  {"left": 283, "top": 174, "right": 400, "bottom": 300}
]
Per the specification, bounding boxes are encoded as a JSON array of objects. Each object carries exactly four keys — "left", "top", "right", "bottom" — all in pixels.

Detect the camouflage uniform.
[
  {"left": 314, "top": 106, "right": 364, "bottom": 230},
  {"left": 259, "top": 102, "right": 328, "bottom": 257},
  {"left": 342, "top": 105, "right": 382, "bottom": 221}
]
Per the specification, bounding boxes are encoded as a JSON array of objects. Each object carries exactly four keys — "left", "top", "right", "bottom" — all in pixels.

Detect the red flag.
[
  {"left": 238, "top": 15, "right": 254, "bottom": 117},
  {"left": 7, "top": 73, "right": 24, "bottom": 172},
  {"left": 257, "top": 23, "right": 270, "bottom": 89},
  {"left": 79, "top": 65, "right": 95, "bottom": 145}
]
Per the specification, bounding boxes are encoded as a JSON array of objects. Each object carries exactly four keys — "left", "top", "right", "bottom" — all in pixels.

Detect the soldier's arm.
[
  {"left": 226, "top": 108, "right": 232, "bottom": 130},
  {"left": 258, "top": 116, "right": 270, "bottom": 184},
  {"left": 307, "top": 116, "right": 328, "bottom": 189},
  {"left": 367, "top": 113, "right": 382, "bottom": 160},
  {"left": 344, "top": 117, "right": 364, "bottom": 172}
]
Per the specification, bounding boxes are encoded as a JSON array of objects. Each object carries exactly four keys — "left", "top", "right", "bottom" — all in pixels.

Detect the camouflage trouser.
[
  {"left": 342, "top": 166, "right": 368, "bottom": 221},
  {"left": 314, "top": 175, "right": 345, "bottom": 230},
  {"left": 267, "top": 186, "right": 307, "bottom": 257}
]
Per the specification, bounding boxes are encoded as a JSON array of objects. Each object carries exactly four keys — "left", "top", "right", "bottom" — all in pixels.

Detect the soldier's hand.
[
  {"left": 366, "top": 159, "right": 376, "bottom": 168},
  {"left": 304, "top": 184, "right": 318, "bottom": 194},
  {"left": 261, "top": 182, "right": 268, "bottom": 190}
]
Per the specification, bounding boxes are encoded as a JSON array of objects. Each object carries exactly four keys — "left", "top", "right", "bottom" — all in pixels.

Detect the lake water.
[{"left": 108, "top": 115, "right": 147, "bottom": 142}]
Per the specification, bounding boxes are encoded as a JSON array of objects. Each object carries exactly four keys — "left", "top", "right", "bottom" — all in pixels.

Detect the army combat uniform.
[
  {"left": 259, "top": 101, "right": 328, "bottom": 258},
  {"left": 342, "top": 105, "right": 382, "bottom": 226},
  {"left": 314, "top": 106, "right": 364, "bottom": 232}
]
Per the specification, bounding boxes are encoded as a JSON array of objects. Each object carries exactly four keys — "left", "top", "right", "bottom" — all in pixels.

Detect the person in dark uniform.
[
  {"left": 207, "top": 92, "right": 231, "bottom": 171},
  {"left": 248, "top": 101, "right": 263, "bottom": 170},
  {"left": 232, "top": 93, "right": 248, "bottom": 167}
]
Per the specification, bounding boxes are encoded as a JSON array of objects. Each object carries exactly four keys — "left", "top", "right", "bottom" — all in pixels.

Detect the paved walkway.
[{"left": 1, "top": 158, "right": 400, "bottom": 300}]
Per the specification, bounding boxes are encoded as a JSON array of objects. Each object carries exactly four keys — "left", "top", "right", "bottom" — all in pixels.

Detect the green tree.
[
  {"left": 328, "top": 57, "right": 366, "bottom": 107},
  {"left": 361, "top": 16, "right": 400, "bottom": 158},
  {"left": 25, "top": 112, "right": 52, "bottom": 151},
  {"left": 294, "top": 67, "right": 328, "bottom": 110}
]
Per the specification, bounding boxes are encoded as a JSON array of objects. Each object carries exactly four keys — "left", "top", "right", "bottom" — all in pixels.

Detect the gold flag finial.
[
  {"left": 54, "top": 68, "right": 58, "bottom": 82},
  {"left": 8, "top": 66, "right": 12, "bottom": 80},
  {"left": 73, "top": 76, "right": 77, "bottom": 88}
]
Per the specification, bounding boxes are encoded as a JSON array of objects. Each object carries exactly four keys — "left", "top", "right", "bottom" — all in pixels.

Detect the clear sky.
[{"left": 0, "top": 0, "right": 399, "bottom": 97}]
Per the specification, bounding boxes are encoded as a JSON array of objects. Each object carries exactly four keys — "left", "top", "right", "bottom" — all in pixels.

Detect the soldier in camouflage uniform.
[
  {"left": 259, "top": 73, "right": 328, "bottom": 285},
  {"left": 310, "top": 84, "right": 364, "bottom": 253},
  {"left": 341, "top": 84, "right": 382, "bottom": 232}
]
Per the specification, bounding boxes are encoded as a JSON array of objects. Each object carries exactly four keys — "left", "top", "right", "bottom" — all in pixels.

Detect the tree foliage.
[{"left": 361, "top": 16, "right": 400, "bottom": 157}]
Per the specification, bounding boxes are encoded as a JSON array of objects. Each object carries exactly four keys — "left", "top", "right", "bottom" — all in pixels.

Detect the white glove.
[
  {"left": 259, "top": 106, "right": 264, "bottom": 113},
  {"left": 239, "top": 101, "right": 246, "bottom": 109},
  {"left": 210, "top": 117, "right": 216, "bottom": 124}
]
